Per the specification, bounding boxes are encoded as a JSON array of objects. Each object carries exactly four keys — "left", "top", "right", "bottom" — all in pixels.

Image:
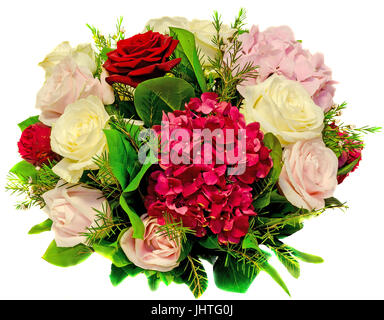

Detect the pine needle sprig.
[
  {"left": 88, "top": 152, "right": 122, "bottom": 199},
  {"left": 81, "top": 204, "right": 129, "bottom": 246},
  {"left": 208, "top": 9, "right": 258, "bottom": 105},
  {"left": 323, "top": 102, "right": 382, "bottom": 157},
  {"left": 5, "top": 162, "right": 60, "bottom": 210},
  {"left": 156, "top": 212, "right": 196, "bottom": 246}
]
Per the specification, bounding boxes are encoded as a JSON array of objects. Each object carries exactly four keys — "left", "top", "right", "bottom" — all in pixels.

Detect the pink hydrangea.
[
  {"left": 234, "top": 25, "right": 336, "bottom": 112},
  {"left": 144, "top": 93, "right": 273, "bottom": 244}
]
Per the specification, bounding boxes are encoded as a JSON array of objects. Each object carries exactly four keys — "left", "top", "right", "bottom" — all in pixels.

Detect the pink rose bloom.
[
  {"left": 36, "top": 57, "right": 115, "bottom": 126},
  {"left": 235, "top": 25, "right": 336, "bottom": 112},
  {"left": 42, "top": 181, "right": 109, "bottom": 247},
  {"left": 120, "top": 214, "right": 181, "bottom": 272},
  {"left": 278, "top": 138, "right": 338, "bottom": 210}
]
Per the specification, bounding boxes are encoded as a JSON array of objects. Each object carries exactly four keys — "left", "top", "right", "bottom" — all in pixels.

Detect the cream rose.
[
  {"left": 120, "top": 214, "right": 181, "bottom": 272},
  {"left": 39, "top": 41, "right": 97, "bottom": 78},
  {"left": 144, "top": 16, "right": 234, "bottom": 66},
  {"left": 42, "top": 181, "right": 109, "bottom": 247},
  {"left": 278, "top": 138, "right": 338, "bottom": 210},
  {"left": 36, "top": 57, "right": 114, "bottom": 126},
  {"left": 50, "top": 95, "right": 110, "bottom": 183},
  {"left": 239, "top": 74, "right": 324, "bottom": 146}
]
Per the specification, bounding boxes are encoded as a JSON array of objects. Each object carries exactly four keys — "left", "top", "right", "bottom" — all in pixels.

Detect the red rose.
[
  {"left": 103, "top": 31, "right": 181, "bottom": 88},
  {"left": 18, "top": 122, "right": 59, "bottom": 166}
]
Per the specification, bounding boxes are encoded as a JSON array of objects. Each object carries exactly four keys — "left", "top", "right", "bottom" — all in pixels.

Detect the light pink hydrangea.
[{"left": 234, "top": 25, "right": 336, "bottom": 112}]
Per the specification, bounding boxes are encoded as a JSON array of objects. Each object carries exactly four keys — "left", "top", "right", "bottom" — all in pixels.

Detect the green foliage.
[
  {"left": 109, "top": 263, "right": 143, "bottom": 286},
  {"left": 289, "top": 247, "right": 324, "bottom": 264},
  {"left": 42, "top": 240, "right": 93, "bottom": 267},
  {"left": 134, "top": 77, "right": 195, "bottom": 127},
  {"left": 177, "top": 256, "right": 208, "bottom": 298},
  {"left": 18, "top": 115, "right": 40, "bottom": 131},
  {"left": 169, "top": 27, "right": 207, "bottom": 92},
  {"left": 253, "top": 133, "right": 282, "bottom": 209},
  {"left": 269, "top": 244, "right": 300, "bottom": 279},
  {"left": 87, "top": 17, "right": 126, "bottom": 78},
  {"left": 119, "top": 195, "right": 144, "bottom": 239},
  {"left": 337, "top": 156, "right": 361, "bottom": 176},
  {"left": 28, "top": 219, "right": 52, "bottom": 235},
  {"left": 6, "top": 161, "right": 60, "bottom": 209},
  {"left": 103, "top": 129, "right": 134, "bottom": 190},
  {"left": 323, "top": 102, "right": 381, "bottom": 157},
  {"left": 208, "top": 9, "right": 258, "bottom": 105},
  {"left": 92, "top": 239, "right": 130, "bottom": 267}
]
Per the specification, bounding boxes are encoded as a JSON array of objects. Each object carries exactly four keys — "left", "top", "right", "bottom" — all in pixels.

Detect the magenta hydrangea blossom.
[
  {"left": 144, "top": 92, "right": 273, "bottom": 244},
  {"left": 234, "top": 25, "right": 336, "bottom": 112}
]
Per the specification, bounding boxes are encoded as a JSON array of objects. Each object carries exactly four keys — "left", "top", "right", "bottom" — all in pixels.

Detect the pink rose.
[
  {"left": 235, "top": 25, "right": 336, "bottom": 112},
  {"left": 36, "top": 57, "right": 114, "bottom": 126},
  {"left": 278, "top": 138, "right": 338, "bottom": 210},
  {"left": 42, "top": 181, "right": 109, "bottom": 247},
  {"left": 120, "top": 214, "right": 181, "bottom": 272}
]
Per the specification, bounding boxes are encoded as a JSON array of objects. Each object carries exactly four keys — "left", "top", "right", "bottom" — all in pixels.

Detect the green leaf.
[
  {"left": 42, "top": 240, "right": 92, "bottom": 267},
  {"left": 18, "top": 115, "right": 40, "bottom": 131},
  {"left": 103, "top": 129, "right": 131, "bottom": 189},
  {"left": 92, "top": 239, "right": 130, "bottom": 267},
  {"left": 119, "top": 195, "right": 144, "bottom": 239},
  {"left": 178, "top": 256, "right": 208, "bottom": 298},
  {"left": 325, "top": 197, "right": 344, "bottom": 207},
  {"left": 134, "top": 77, "right": 195, "bottom": 127},
  {"left": 242, "top": 233, "right": 262, "bottom": 253},
  {"left": 213, "top": 254, "right": 257, "bottom": 294},
  {"left": 338, "top": 155, "right": 361, "bottom": 176},
  {"left": 198, "top": 235, "right": 221, "bottom": 250},
  {"left": 147, "top": 273, "right": 161, "bottom": 291},
  {"left": 28, "top": 219, "right": 52, "bottom": 234},
  {"left": 271, "top": 246, "right": 300, "bottom": 279},
  {"left": 109, "top": 263, "right": 143, "bottom": 286},
  {"left": 123, "top": 161, "right": 153, "bottom": 193},
  {"left": 261, "top": 262, "right": 291, "bottom": 296},
  {"left": 169, "top": 27, "right": 207, "bottom": 92},
  {"left": 9, "top": 161, "right": 38, "bottom": 182},
  {"left": 263, "top": 132, "right": 283, "bottom": 182},
  {"left": 289, "top": 247, "right": 324, "bottom": 264}
]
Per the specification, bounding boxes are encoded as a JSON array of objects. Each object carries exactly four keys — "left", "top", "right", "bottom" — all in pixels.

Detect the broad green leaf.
[
  {"left": 169, "top": 27, "right": 207, "bottom": 92},
  {"left": 261, "top": 262, "right": 291, "bottom": 296},
  {"left": 289, "top": 247, "right": 324, "bottom": 264},
  {"left": 178, "top": 256, "right": 208, "bottom": 298},
  {"left": 10, "top": 160, "right": 38, "bottom": 182},
  {"left": 337, "top": 155, "right": 361, "bottom": 176},
  {"left": 134, "top": 77, "right": 195, "bottom": 127},
  {"left": 103, "top": 129, "right": 131, "bottom": 189},
  {"left": 119, "top": 195, "right": 144, "bottom": 239},
  {"left": 263, "top": 132, "right": 283, "bottom": 182},
  {"left": 177, "top": 237, "right": 194, "bottom": 262},
  {"left": 109, "top": 263, "right": 143, "bottom": 286},
  {"left": 213, "top": 254, "right": 257, "bottom": 294},
  {"left": 42, "top": 240, "right": 92, "bottom": 267},
  {"left": 92, "top": 239, "right": 130, "bottom": 267},
  {"left": 18, "top": 115, "right": 40, "bottom": 131},
  {"left": 198, "top": 235, "right": 220, "bottom": 250},
  {"left": 28, "top": 219, "right": 52, "bottom": 235},
  {"left": 123, "top": 161, "right": 153, "bottom": 193},
  {"left": 147, "top": 273, "right": 161, "bottom": 291}
]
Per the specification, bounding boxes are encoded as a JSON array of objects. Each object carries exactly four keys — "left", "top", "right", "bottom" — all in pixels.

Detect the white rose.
[
  {"left": 51, "top": 95, "right": 110, "bottom": 183},
  {"left": 144, "top": 16, "right": 234, "bottom": 66},
  {"left": 39, "top": 41, "right": 97, "bottom": 78},
  {"left": 239, "top": 74, "right": 324, "bottom": 146}
]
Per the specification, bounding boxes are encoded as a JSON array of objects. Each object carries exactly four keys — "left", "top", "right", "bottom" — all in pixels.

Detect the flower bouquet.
[{"left": 6, "top": 10, "right": 380, "bottom": 298}]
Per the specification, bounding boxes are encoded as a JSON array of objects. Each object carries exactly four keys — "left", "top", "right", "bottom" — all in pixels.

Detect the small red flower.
[
  {"left": 17, "top": 122, "right": 59, "bottom": 166},
  {"left": 103, "top": 31, "right": 181, "bottom": 88}
]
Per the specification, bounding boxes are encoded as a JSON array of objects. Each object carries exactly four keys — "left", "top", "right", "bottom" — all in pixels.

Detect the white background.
[{"left": 0, "top": 0, "right": 383, "bottom": 300}]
